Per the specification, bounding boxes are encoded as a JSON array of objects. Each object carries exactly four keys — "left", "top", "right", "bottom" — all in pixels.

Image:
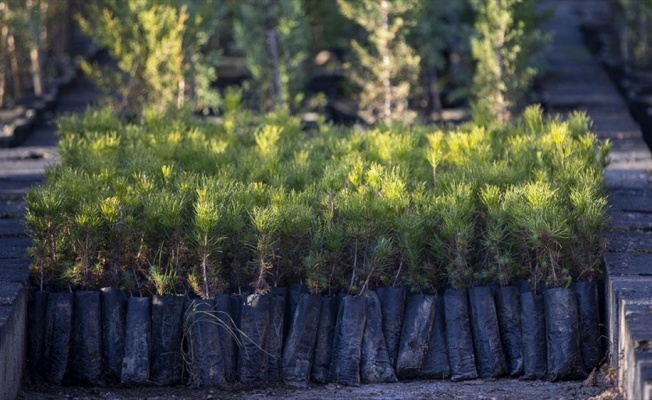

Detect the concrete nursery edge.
[{"left": 0, "top": 288, "right": 26, "bottom": 400}]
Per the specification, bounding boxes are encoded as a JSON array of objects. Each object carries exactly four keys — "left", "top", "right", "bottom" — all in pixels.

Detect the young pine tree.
[
  {"left": 470, "top": 0, "right": 549, "bottom": 124},
  {"left": 337, "top": 0, "right": 421, "bottom": 124},
  {"left": 78, "top": 0, "right": 221, "bottom": 115},
  {"left": 234, "top": 0, "right": 310, "bottom": 112}
]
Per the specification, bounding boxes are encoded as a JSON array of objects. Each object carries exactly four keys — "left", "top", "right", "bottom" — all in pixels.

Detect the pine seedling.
[
  {"left": 360, "top": 236, "right": 395, "bottom": 293},
  {"left": 337, "top": 0, "right": 421, "bottom": 124},
  {"left": 270, "top": 189, "right": 315, "bottom": 285},
  {"left": 187, "top": 183, "right": 227, "bottom": 299},
  {"left": 99, "top": 196, "right": 128, "bottom": 287},
  {"left": 66, "top": 202, "right": 103, "bottom": 289},
  {"left": 142, "top": 190, "right": 188, "bottom": 294},
  {"left": 248, "top": 205, "right": 280, "bottom": 294},
  {"left": 394, "top": 211, "right": 425, "bottom": 290},
  {"left": 436, "top": 183, "right": 478, "bottom": 289},
  {"left": 25, "top": 188, "right": 65, "bottom": 291},
  {"left": 511, "top": 180, "right": 571, "bottom": 291},
  {"left": 478, "top": 184, "right": 520, "bottom": 286},
  {"left": 567, "top": 172, "right": 609, "bottom": 281}
]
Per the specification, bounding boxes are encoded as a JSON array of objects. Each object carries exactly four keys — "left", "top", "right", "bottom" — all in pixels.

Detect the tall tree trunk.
[
  {"left": 429, "top": 68, "right": 443, "bottom": 120},
  {"left": 380, "top": 0, "right": 391, "bottom": 123},
  {"left": 0, "top": 2, "right": 7, "bottom": 108},
  {"left": 53, "top": 0, "right": 70, "bottom": 64},
  {"left": 6, "top": 27, "right": 20, "bottom": 99},
  {"left": 267, "top": 28, "right": 283, "bottom": 110},
  {"left": 26, "top": 0, "right": 43, "bottom": 97}
]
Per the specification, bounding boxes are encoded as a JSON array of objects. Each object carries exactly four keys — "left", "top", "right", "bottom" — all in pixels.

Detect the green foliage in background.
[
  {"left": 233, "top": 0, "right": 310, "bottom": 112},
  {"left": 77, "top": 0, "right": 222, "bottom": 115}
]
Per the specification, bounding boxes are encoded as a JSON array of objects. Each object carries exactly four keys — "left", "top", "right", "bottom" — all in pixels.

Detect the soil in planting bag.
[
  {"left": 375, "top": 286, "right": 406, "bottom": 368},
  {"left": 268, "top": 287, "right": 286, "bottom": 383},
  {"left": 360, "top": 290, "right": 398, "bottom": 383},
  {"left": 184, "top": 299, "right": 225, "bottom": 387},
  {"left": 574, "top": 280, "right": 602, "bottom": 372},
  {"left": 71, "top": 291, "right": 103, "bottom": 385},
  {"left": 215, "top": 294, "right": 237, "bottom": 382},
  {"left": 544, "top": 287, "right": 587, "bottom": 381},
  {"left": 28, "top": 290, "right": 48, "bottom": 377},
  {"left": 444, "top": 288, "right": 478, "bottom": 382},
  {"left": 101, "top": 287, "right": 127, "bottom": 382},
  {"left": 311, "top": 295, "right": 338, "bottom": 383},
  {"left": 282, "top": 293, "right": 322, "bottom": 387},
  {"left": 44, "top": 292, "right": 74, "bottom": 385},
  {"left": 420, "top": 295, "right": 450, "bottom": 379},
  {"left": 469, "top": 286, "right": 507, "bottom": 379},
  {"left": 151, "top": 295, "right": 185, "bottom": 385},
  {"left": 395, "top": 293, "right": 436, "bottom": 379},
  {"left": 520, "top": 290, "right": 547, "bottom": 380},
  {"left": 494, "top": 285, "right": 524, "bottom": 378},
  {"left": 121, "top": 296, "right": 151, "bottom": 384},
  {"left": 238, "top": 293, "right": 271, "bottom": 385},
  {"left": 328, "top": 294, "right": 367, "bottom": 386}
]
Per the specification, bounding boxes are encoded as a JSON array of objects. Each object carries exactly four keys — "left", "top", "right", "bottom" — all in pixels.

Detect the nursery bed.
[{"left": 20, "top": 375, "right": 618, "bottom": 400}]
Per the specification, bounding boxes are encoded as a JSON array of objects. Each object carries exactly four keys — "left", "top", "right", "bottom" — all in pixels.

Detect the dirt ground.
[{"left": 19, "top": 371, "right": 622, "bottom": 400}]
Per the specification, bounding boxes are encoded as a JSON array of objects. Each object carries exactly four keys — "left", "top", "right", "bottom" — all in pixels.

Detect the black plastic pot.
[
  {"left": 544, "top": 287, "right": 587, "bottom": 381},
  {"left": 361, "top": 290, "right": 397, "bottom": 383},
  {"left": 469, "top": 286, "right": 507, "bottom": 379},
  {"left": 396, "top": 293, "right": 435, "bottom": 379},
  {"left": 27, "top": 290, "right": 48, "bottom": 377},
  {"left": 574, "top": 280, "right": 602, "bottom": 372},
  {"left": 184, "top": 298, "right": 225, "bottom": 387},
  {"left": 121, "top": 296, "right": 151, "bottom": 384},
  {"left": 43, "top": 292, "right": 74, "bottom": 385},
  {"left": 311, "top": 295, "right": 338, "bottom": 383},
  {"left": 71, "top": 291, "right": 103, "bottom": 385},
  {"left": 420, "top": 295, "right": 450, "bottom": 379},
  {"left": 444, "top": 288, "right": 477, "bottom": 382},
  {"left": 375, "top": 286, "right": 406, "bottom": 368},
  {"left": 238, "top": 293, "right": 271, "bottom": 385},
  {"left": 282, "top": 293, "right": 321, "bottom": 387},
  {"left": 101, "top": 287, "right": 127, "bottom": 382},
  {"left": 328, "top": 294, "right": 367, "bottom": 386},
  {"left": 215, "top": 294, "right": 237, "bottom": 383},
  {"left": 520, "top": 290, "right": 547, "bottom": 380},
  {"left": 268, "top": 287, "right": 287, "bottom": 383},
  {"left": 494, "top": 285, "right": 524, "bottom": 378},
  {"left": 151, "top": 295, "right": 185, "bottom": 385}
]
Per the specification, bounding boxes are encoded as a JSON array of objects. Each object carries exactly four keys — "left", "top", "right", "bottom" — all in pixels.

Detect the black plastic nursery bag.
[
  {"left": 420, "top": 295, "right": 450, "bottom": 379},
  {"left": 71, "top": 291, "right": 103, "bottom": 385},
  {"left": 328, "top": 294, "right": 367, "bottom": 386},
  {"left": 395, "top": 293, "right": 435, "bottom": 379},
  {"left": 184, "top": 298, "right": 225, "bottom": 387},
  {"left": 121, "top": 296, "right": 151, "bottom": 384},
  {"left": 544, "top": 287, "right": 587, "bottom": 381},
  {"left": 361, "top": 290, "right": 397, "bottom": 383},
  {"left": 101, "top": 287, "right": 127, "bottom": 382},
  {"left": 311, "top": 295, "right": 338, "bottom": 383},
  {"left": 282, "top": 293, "right": 321, "bottom": 387},
  {"left": 444, "top": 288, "right": 478, "bottom": 382}
]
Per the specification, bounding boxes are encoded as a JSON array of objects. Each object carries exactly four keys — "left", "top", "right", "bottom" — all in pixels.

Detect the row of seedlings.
[{"left": 25, "top": 106, "right": 609, "bottom": 386}]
